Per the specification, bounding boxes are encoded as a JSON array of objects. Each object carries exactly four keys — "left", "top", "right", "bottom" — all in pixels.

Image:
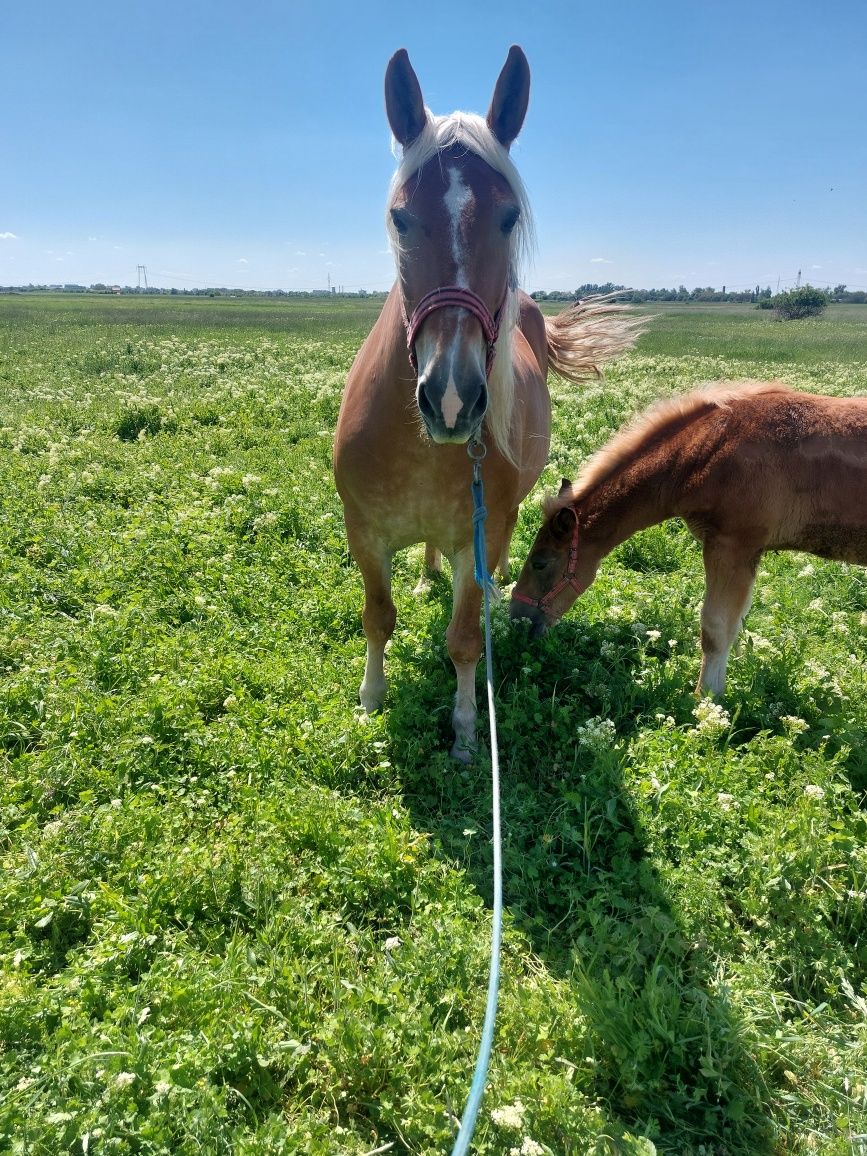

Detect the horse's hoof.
[
  {"left": 450, "top": 739, "right": 475, "bottom": 764},
  {"left": 359, "top": 672, "right": 387, "bottom": 714}
]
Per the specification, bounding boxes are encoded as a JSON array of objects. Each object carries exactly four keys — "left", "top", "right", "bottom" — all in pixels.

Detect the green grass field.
[{"left": 1, "top": 295, "right": 866, "bottom": 1155}]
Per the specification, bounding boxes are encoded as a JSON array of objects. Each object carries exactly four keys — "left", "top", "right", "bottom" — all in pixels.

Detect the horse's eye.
[
  {"left": 390, "top": 208, "right": 411, "bottom": 236},
  {"left": 501, "top": 207, "right": 520, "bottom": 235},
  {"left": 531, "top": 556, "right": 551, "bottom": 571}
]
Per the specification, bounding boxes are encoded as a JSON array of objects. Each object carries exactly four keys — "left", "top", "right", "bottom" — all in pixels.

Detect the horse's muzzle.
[{"left": 416, "top": 372, "right": 488, "bottom": 444}]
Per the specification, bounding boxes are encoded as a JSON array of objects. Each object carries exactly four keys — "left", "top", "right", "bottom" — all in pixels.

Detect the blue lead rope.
[
  {"left": 471, "top": 466, "right": 497, "bottom": 596},
  {"left": 450, "top": 444, "right": 503, "bottom": 1156}
]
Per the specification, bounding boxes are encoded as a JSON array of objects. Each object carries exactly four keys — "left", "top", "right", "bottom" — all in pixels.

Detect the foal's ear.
[
  {"left": 558, "top": 477, "right": 573, "bottom": 497},
  {"left": 486, "top": 45, "right": 530, "bottom": 148},
  {"left": 552, "top": 506, "right": 576, "bottom": 538},
  {"left": 385, "top": 49, "right": 428, "bottom": 148}
]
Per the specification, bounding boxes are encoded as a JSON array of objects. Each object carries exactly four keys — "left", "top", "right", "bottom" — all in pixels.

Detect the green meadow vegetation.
[{"left": 1, "top": 295, "right": 866, "bottom": 1155}]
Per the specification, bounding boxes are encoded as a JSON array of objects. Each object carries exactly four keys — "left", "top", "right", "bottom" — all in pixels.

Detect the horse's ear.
[
  {"left": 486, "top": 45, "right": 530, "bottom": 149},
  {"left": 385, "top": 49, "right": 427, "bottom": 148},
  {"left": 558, "top": 478, "right": 573, "bottom": 497}
]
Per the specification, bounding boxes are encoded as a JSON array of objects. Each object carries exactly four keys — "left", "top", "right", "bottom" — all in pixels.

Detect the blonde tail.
[{"left": 544, "top": 293, "right": 645, "bottom": 385}]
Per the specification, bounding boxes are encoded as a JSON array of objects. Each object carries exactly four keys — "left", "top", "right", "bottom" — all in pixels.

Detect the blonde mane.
[
  {"left": 386, "top": 111, "right": 536, "bottom": 465},
  {"left": 548, "top": 380, "right": 792, "bottom": 516}
]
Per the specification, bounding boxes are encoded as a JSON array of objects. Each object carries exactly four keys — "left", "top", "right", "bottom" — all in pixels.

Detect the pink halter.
[
  {"left": 402, "top": 286, "right": 502, "bottom": 379},
  {"left": 512, "top": 508, "right": 583, "bottom": 615}
]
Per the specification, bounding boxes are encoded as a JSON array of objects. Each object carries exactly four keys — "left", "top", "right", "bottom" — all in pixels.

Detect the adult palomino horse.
[
  {"left": 334, "top": 46, "right": 637, "bottom": 758},
  {"left": 511, "top": 381, "right": 867, "bottom": 694}
]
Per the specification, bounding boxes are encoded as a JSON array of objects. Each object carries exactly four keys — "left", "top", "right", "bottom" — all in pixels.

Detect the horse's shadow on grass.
[{"left": 383, "top": 598, "right": 778, "bottom": 1153}]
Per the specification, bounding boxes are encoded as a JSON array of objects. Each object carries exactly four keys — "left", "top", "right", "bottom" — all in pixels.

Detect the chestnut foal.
[{"left": 511, "top": 381, "right": 867, "bottom": 694}]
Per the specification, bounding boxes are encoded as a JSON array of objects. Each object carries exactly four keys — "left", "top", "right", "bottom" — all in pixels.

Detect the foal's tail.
[{"left": 544, "top": 293, "right": 645, "bottom": 385}]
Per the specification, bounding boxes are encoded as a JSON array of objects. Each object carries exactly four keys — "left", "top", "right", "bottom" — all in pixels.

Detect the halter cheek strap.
[
  {"left": 402, "top": 286, "right": 502, "bottom": 379},
  {"left": 512, "top": 510, "right": 583, "bottom": 615}
]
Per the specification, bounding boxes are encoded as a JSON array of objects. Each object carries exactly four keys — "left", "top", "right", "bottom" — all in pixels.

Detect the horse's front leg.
[
  {"left": 496, "top": 506, "right": 519, "bottom": 581},
  {"left": 346, "top": 527, "right": 396, "bottom": 713},
  {"left": 446, "top": 545, "right": 492, "bottom": 762}
]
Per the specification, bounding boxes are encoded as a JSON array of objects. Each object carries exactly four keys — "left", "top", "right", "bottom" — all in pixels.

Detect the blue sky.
[{"left": 3, "top": 1, "right": 866, "bottom": 293}]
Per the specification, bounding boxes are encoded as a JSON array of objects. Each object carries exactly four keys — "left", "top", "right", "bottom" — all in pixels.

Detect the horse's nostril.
[
  {"left": 416, "top": 378, "right": 436, "bottom": 423},
  {"left": 465, "top": 383, "right": 488, "bottom": 425}
]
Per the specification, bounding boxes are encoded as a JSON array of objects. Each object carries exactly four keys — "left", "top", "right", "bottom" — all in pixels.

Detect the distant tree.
[{"left": 772, "top": 285, "right": 829, "bottom": 320}]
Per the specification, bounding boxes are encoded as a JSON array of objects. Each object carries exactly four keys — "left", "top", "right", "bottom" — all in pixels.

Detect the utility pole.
[
  {"left": 796, "top": 269, "right": 802, "bottom": 288},
  {"left": 137, "top": 264, "right": 149, "bottom": 290}
]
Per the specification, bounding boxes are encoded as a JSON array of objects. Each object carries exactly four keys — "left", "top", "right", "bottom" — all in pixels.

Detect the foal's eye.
[
  {"left": 390, "top": 208, "right": 411, "bottom": 236},
  {"left": 531, "top": 556, "right": 551, "bottom": 572}
]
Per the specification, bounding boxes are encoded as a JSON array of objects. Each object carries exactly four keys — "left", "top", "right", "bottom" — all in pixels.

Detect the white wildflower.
[
  {"left": 645, "top": 629, "right": 661, "bottom": 643},
  {"left": 510, "top": 1141, "right": 547, "bottom": 1156},
  {"left": 797, "top": 563, "right": 815, "bottom": 578},
  {"left": 492, "top": 1100, "right": 526, "bottom": 1131},
  {"left": 692, "top": 699, "right": 731, "bottom": 738},
  {"left": 780, "top": 715, "right": 808, "bottom": 735},
  {"left": 717, "top": 792, "right": 737, "bottom": 812},
  {"left": 576, "top": 716, "right": 616, "bottom": 752},
  {"left": 803, "top": 784, "right": 825, "bottom": 800},
  {"left": 114, "top": 1072, "right": 136, "bottom": 1089},
  {"left": 383, "top": 936, "right": 402, "bottom": 951}
]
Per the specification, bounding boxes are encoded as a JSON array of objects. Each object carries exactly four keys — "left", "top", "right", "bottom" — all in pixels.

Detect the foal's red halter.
[
  {"left": 511, "top": 508, "right": 583, "bottom": 615},
  {"left": 402, "top": 286, "right": 503, "bottom": 379}
]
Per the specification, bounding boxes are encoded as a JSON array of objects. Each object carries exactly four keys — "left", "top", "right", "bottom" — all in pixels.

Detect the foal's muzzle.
[{"left": 509, "top": 599, "right": 549, "bottom": 639}]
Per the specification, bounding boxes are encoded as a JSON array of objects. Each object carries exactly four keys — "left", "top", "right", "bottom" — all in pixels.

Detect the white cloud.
[
  {"left": 590, "top": 256, "right": 612, "bottom": 264},
  {"left": 0, "top": 232, "right": 18, "bottom": 240},
  {"left": 238, "top": 257, "right": 248, "bottom": 264}
]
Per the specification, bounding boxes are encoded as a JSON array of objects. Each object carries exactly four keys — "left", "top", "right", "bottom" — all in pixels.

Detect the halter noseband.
[
  {"left": 512, "top": 508, "right": 583, "bottom": 615},
  {"left": 402, "top": 286, "right": 502, "bottom": 379}
]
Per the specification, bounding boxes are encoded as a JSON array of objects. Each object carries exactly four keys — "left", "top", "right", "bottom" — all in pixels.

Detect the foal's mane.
[
  {"left": 386, "top": 111, "right": 536, "bottom": 465},
  {"left": 547, "top": 380, "right": 792, "bottom": 516}
]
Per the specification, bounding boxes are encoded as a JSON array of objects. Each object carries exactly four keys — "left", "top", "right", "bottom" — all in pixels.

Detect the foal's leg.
[
  {"left": 347, "top": 528, "right": 396, "bottom": 712},
  {"left": 698, "top": 539, "right": 760, "bottom": 696},
  {"left": 446, "top": 546, "right": 485, "bottom": 762},
  {"left": 413, "top": 543, "right": 442, "bottom": 597}
]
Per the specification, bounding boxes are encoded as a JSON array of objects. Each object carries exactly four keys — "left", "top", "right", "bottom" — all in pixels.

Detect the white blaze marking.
[
  {"left": 444, "top": 166, "right": 473, "bottom": 288},
  {"left": 439, "top": 167, "right": 474, "bottom": 428},
  {"left": 441, "top": 376, "right": 463, "bottom": 429}
]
